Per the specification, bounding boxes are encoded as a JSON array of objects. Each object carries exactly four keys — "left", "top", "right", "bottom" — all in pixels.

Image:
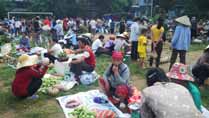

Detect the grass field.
[{"left": 0, "top": 43, "right": 209, "bottom": 118}]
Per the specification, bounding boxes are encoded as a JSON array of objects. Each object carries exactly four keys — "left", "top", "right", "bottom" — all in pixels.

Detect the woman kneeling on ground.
[
  {"left": 99, "top": 52, "right": 141, "bottom": 110},
  {"left": 99, "top": 51, "right": 130, "bottom": 97},
  {"left": 12, "top": 54, "right": 49, "bottom": 99}
]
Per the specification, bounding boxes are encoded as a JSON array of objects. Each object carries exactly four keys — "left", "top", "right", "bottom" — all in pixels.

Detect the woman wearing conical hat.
[{"left": 169, "top": 16, "right": 192, "bottom": 70}]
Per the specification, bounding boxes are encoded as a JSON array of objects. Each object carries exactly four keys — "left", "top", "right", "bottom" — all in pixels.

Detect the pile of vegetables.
[
  {"left": 58, "top": 52, "right": 68, "bottom": 62},
  {"left": 47, "top": 68, "right": 56, "bottom": 74},
  {"left": 39, "top": 77, "right": 63, "bottom": 93},
  {"left": 0, "top": 35, "right": 11, "bottom": 45},
  {"left": 69, "top": 107, "right": 96, "bottom": 118}
]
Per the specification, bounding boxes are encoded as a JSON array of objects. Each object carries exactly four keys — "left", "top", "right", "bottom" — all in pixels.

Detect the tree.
[
  {"left": 184, "top": 0, "right": 209, "bottom": 17},
  {"left": 0, "top": 0, "right": 7, "bottom": 19},
  {"left": 28, "top": 0, "right": 132, "bottom": 18},
  {"left": 159, "top": 0, "right": 176, "bottom": 11}
]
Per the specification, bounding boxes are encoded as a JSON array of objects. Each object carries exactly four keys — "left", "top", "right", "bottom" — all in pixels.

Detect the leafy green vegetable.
[
  {"left": 68, "top": 106, "right": 96, "bottom": 118},
  {"left": 39, "top": 77, "right": 63, "bottom": 93}
]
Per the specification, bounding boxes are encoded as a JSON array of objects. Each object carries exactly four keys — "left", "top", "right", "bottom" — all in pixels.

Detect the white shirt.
[
  {"left": 15, "top": 21, "right": 22, "bottom": 28},
  {"left": 90, "top": 20, "right": 97, "bottom": 29},
  {"left": 92, "top": 39, "right": 103, "bottom": 53},
  {"left": 54, "top": 24, "right": 64, "bottom": 36},
  {"left": 50, "top": 43, "right": 63, "bottom": 58},
  {"left": 130, "top": 22, "right": 139, "bottom": 42}
]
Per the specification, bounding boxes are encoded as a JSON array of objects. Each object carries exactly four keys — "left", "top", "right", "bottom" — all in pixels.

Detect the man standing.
[
  {"left": 130, "top": 18, "right": 145, "bottom": 60},
  {"left": 33, "top": 16, "right": 42, "bottom": 46},
  {"left": 191, "top": 17, "right": 197, "bottom": 40},
  {"left": 54, "top": 20, "right": 64, "bottom": 40},
  {"left": 89, "top": 19, "right": 97, "bottom": 35},
  {"left": 169, "top": 16, "right": 191, "bottom": 70},
  {"left": 119, "top": 19, "right": 126, "bottom": 34}
]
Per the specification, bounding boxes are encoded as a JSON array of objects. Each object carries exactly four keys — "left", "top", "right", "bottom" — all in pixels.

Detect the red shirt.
[
  {"left": 12, "top": 65, "right": 48, "bottom": 97},
  {"left": 84, "top": 46, "right": 96, "bottom": 68},
  {"left": 63, "top": 18, "right": 69, "bottom": 31},
  {"left": 43, "top": 19, "right": 51, "bottom": 27}
]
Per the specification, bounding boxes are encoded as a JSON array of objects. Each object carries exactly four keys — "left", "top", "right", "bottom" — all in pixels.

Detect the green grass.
[
  {"left": 0, "top": 55, "right": 208, "bottom": 118},
  {"left": 189, "top": 43, "right": 209, "bottom": 52}
]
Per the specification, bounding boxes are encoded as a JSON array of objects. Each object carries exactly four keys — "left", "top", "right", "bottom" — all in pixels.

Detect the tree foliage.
[
  {"left": 0, "top": 0, "right": 7, "bottom": 19},
  {"left": 28, "top": 0, "right": 132, "bottom": 17},
  {"left": 159, "top": 0, "right": 176, "bottom": 11}
]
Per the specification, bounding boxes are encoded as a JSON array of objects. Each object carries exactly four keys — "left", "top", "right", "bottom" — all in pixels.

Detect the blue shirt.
[
  {"left": 171, "top": 25, "right": 191, "bottom": 51},
  {"left": 70, "top": 33, "right": 77, "bottom": 45},
  {"left": 20, "top": 37, "right": 30, "bottom": 49}
]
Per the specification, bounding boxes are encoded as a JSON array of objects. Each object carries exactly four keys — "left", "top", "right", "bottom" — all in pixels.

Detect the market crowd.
[{"left": 0, "top": 15, "right": 209, "bottom": 118}]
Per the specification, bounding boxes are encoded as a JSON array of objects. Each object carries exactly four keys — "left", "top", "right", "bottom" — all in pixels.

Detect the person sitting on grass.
[
  {"left": 18, "top": 32, "right": 30, "bottom": 52},
  {"left": 141, "top": 67, "right": 202, "bottom": 118},
  {"left": 137, "top": 29, "right": 148, "bottom": 69},
  {"left": 44, "top": 38, "right": 63, "bottom": 63},
  {"left": 192, "top": 45, "right": 209, "bottom": 86},
  {"left": 12, "top": 54, "right": 49, "bottom": 99},
  {"left": 92, "top": 35, "right": 112, "bottom": 56},
  {"left": 98, "top": 51, "right": 130, "bottom": 103},
  {"left": 104, "top": 35, "right": 115, "bottom": 54},
  {"left": 69, "top": 36, "right": 96, "bottom": 82},
  {"left": 114, "top": 34, "right": 131, "bottom": 52}
]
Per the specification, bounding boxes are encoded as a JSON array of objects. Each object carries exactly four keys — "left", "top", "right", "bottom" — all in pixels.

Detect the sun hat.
[
  {"left": 175, "top": 16, "right": 191, "bottom": 27},
  {"left": 112, "top": 51, "right": 123, "bottom": 60},
  {"left": 123, "top": 32, "right": 129, "bottom": 39},
  {"left": 166, "top": 63, "right": 194, "bottom": 82},
  {"left": 16, "top": 54, "right": 38, "bottom": 69},
  {"left": 116, "top": 34, "right": 126, "bottom": 39}
]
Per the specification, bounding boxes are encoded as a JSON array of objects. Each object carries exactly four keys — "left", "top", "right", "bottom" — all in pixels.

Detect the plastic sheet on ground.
[{"left": 56, "top": 90, "right": 125, "bottom": 118}]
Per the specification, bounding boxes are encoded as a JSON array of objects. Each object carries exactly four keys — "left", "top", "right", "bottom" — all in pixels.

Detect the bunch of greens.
[
  {"left": 39, "top": 77, "right": 63, "bottom": 93},
  {"left": 0, "top": 35, "right": 11, "bottom": 45},
  {"left": 69, "top": 107, "right": 96, "bottom": 118},
  {"left": 58, "top": 52, "right": 67, "bottom": 58}
]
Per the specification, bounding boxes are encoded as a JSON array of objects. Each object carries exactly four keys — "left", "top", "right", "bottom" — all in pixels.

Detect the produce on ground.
[
  {"left": 68, "top": 106, "right": 96, "bottom": 118},
  {"left": 47, "top": 87, "right": 60, "bottom": 96},
  {"left": 39, "top": 76, "right": 63, "bottom": 93}
]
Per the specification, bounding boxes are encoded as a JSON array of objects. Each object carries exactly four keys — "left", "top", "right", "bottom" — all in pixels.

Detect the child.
[{"left": 138, "top": 29, "right": 147, "bottom": 68}]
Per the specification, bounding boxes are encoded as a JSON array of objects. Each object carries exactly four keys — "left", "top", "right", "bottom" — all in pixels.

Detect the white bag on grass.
[{"left": 80, "top": 71, "right": 99, "bottom": 85}]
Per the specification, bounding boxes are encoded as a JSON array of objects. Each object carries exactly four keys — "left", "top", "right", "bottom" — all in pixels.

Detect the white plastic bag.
[
  {"left": 1, "top": 43, "right": 12, "bottom": 55},
  {"left": 80, "top": 71, "right": 99, "bottom": 85}
]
